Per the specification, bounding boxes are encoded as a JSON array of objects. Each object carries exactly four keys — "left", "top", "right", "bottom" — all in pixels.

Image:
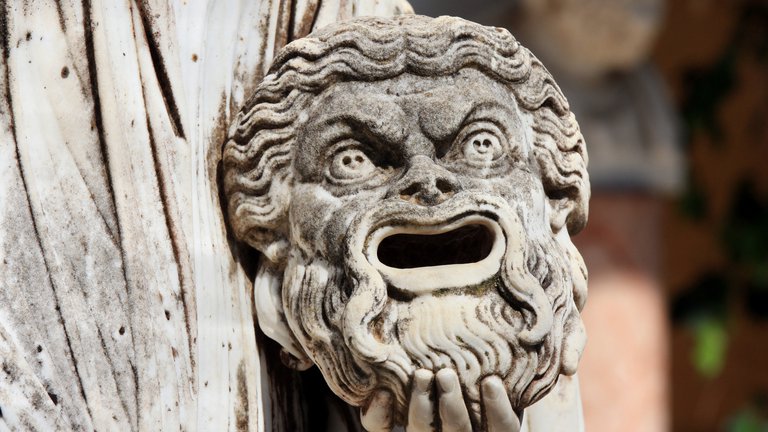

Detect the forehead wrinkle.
[
  {"left": 299, "top": 71, "right": 525, "bottom": 165},
  {"left": 414, "top": 95, "right": 518, "bottom": 145},
  {"left": 308, "top": 86, "right": 409, "bottom": 146},
  {"left": 414, "top": 98, "right": 469, "bottom": 144}
]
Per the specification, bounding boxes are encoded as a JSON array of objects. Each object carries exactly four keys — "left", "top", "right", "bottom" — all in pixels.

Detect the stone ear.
[
  {"left": 253, "top": 263, "right": 313, "bottom": 370},
  {"left": 547, "top": 189, "right": 590, "bottom": 236},
  {"left": 222, "top": 113, "right": 297, "bottom": 264},
  {"left": 225, "top": 183, "right": 294, "bottom": 265},
  {"left": 560, "top": 309, "right": 587, "bottom": 375},
  {"left": 548, "top": 196, "right": 576, "bottom": 234},
  {"left": 555, "top": 226, "right": 588, "bottom": 374}
]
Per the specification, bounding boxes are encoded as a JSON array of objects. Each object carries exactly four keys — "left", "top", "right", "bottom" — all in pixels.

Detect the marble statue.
[{"left": 223, "top": 15, "right": 590, "bottom": 431}]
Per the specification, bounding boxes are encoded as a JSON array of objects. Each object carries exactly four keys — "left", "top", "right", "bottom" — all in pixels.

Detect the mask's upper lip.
[{"left": 365, "top": 214, "right": 506, "bottom": 296}]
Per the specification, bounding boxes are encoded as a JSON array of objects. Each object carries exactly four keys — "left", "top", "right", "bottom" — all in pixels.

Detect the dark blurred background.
[{"left": 408, "top": 1, "right": 768, "bottom": 431}]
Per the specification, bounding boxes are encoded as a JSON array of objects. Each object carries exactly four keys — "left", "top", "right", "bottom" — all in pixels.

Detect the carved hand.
[{"left": 361, "top": 369, "right": 521, "bottom": 432}]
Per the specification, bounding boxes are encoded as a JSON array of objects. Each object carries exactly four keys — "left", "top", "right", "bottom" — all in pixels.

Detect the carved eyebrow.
[
  {"left": 308, "top": 113, "right": 407, "bottom": 167},
  {"left": 461, "top": 101, "right": 514, "bottom": 126},
  {"left": 430, "top": 101, "right": 513, "bottom": 157},
  {"left": 311, "top": 87, "right": 406, "bottom": 136},
  {"left": 337, "top": 114, "right": 405, "bottom": 146}
]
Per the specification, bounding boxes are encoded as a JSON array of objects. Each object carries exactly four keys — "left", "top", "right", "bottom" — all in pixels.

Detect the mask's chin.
[{"left": 364, "top": 214, "right": 506, "bottom": 298}]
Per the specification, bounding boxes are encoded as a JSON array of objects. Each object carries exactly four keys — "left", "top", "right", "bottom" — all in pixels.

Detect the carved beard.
[{"left": 281, "top": 199, "right": 585, "bottom": 424}]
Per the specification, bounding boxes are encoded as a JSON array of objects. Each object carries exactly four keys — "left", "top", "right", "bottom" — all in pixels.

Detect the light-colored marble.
[
  {"left": 223, "top": 15, "right": 590, "bottom": 430},
  {"left": 0, "top": 1, "right": 410, "bottom": 431}
]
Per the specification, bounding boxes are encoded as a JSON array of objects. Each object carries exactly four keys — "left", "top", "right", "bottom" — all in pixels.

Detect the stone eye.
[
  {"left": 329, "top": 147, "right": 377, "bottom": 181},
  {"left": 463, "top": 131, "right": 503, "bottom": 163}
]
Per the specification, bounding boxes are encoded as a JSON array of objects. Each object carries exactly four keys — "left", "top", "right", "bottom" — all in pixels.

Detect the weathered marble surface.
[
  {"left": 224, "top": 15, "right": 590, "bottom": 431},
  {"left": 0, "top": 1, "right": 410, "bottom": 431}
]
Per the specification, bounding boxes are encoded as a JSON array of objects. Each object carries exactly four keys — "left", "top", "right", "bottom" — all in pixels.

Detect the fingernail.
[
  {"left": 414, "top": 369, "right": 432, "bottom": 392},
  {"left": 482, "top": 377, "right": 502, "bottom": 400},
  {"left": 436, "top": 370, "right": 455, "bottom": 392}
]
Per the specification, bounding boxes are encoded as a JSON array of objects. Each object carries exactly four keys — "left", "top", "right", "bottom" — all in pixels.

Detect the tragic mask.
[{"left": 223, "top": 15, "right": 590, "bottom": 427}]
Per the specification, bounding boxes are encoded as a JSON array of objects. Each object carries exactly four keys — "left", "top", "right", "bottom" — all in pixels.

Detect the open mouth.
[
  {"left": 365, "top": 215, "right": 505, "bottom": 296},
  {"left": 377, "top": 224, "right": 495, "bottom": 268}
]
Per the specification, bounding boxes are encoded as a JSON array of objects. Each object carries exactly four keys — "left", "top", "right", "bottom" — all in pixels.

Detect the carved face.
[
  {"left": 223, "top": 15, "right": 589, "bottom": 425},
  {"left": 290, "top": 70, "right": 532, "bottom": 272}
]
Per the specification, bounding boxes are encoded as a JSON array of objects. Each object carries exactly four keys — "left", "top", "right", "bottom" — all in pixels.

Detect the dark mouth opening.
[{"left": 377, "top": 224, "right": 495, "bottom": 269}]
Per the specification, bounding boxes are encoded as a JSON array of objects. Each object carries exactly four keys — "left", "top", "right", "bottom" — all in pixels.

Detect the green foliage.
[
  {"left": 672, "top": 274, "right": 730, "bottom": 377},
  {"left": 680, "top": 1, "right": 768, "bottom": 145},
  {"left": 673, "top": 1, "right": 768, "bottom": 381},
  {"left": 727, "top": 411, "right": 767, "bottom": 432},
  {"left": 673, "top": 180, "right": 768, "bottom": 376},
  {"left": 692, "top": 316, "right": 729, "bottom": 378},
  {"left": 726, "top": 396, "right": 768, "bottom": 432}
]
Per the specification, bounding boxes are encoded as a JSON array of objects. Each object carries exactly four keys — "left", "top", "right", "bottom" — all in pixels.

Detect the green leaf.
[
  {"left": 692, "top": 316, "right": 728, "bottom": 378},
  {"left": 726, "top": 408, "right": 768, "bottom": 432}
]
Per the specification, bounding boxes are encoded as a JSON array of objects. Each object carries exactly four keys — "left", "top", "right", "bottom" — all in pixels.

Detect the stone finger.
[
  {"left": 481, "top": 376, "right": 520, "bottom": 432},
  {"left": 407, "top": 369, "right": 436, "bottom": 432},
  {"left": 436, "top": 369, "right": 472, "bottom": 432},
  {"left": 361, "top": 389, "right": 394, "bottom": 432}
]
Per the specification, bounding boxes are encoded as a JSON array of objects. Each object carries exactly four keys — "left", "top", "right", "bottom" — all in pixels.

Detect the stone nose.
[{"left": 390, "top": 156, "right": 461, "bottom": 206}]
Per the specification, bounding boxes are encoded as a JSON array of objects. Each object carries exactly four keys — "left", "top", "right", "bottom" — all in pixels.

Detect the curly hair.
[{"left": 223, "top": 14, "right": 589, "bottom": 256}]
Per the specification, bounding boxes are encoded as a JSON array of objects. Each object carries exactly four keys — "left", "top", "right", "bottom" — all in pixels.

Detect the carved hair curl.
[{"left": 223, "top": 15, "right": 589, "bottom": 254}]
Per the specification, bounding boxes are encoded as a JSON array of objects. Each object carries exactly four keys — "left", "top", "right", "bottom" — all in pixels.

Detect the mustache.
[{"left": 351, "top": 193, "right": 512, "bottom": 236}]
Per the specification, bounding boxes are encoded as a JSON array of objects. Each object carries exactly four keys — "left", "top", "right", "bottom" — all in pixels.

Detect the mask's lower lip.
[{"left": 365, "top": 215, "right": 506, "bottom": 296}]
